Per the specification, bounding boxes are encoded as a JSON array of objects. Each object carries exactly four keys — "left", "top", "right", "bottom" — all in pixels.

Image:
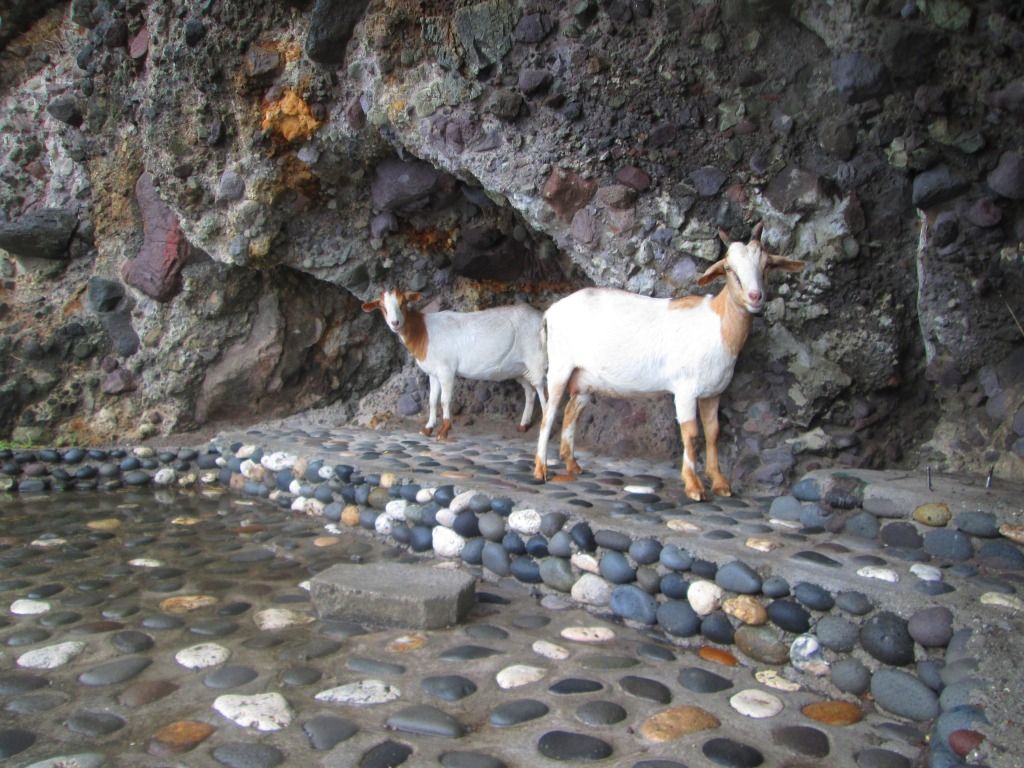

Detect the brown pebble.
[
  {"left": 341, "top": 505, "right": 361, "bottom": 527},
  {"left": 118, "top": 679, "right": 179, "bottom": 707},
  {"left": 159, "top": 595, "right": 217, "bottom": 614},
  {"left": 699, "top": 647, "right": 738, "bottom": 667},
  {"left": 801, "top": 700, "right": 863, "bottom": 726},
  {"left": 949, "top": 728, "right": 985, "bottom": 757},
  {"left": 640, "top": 705, "right": 721, "bottom": 741},
  {"left": 148, "top": 720, "right": 215, "bottom": 755}
]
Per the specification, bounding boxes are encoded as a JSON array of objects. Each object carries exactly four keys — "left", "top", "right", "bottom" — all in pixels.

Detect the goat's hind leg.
[
  {"left": 533, "top": 376, "right": 566, "bottom": 481},
  {"left": 516, "top": 377, "right": 536, "bottom": 432},
  {"left": 436, "top": 372, "right": 455, "bottom": 441},
  {"left": 699, "top": 395, "right": 731, "bottom": 497},
  {"left": 559, "top": 392, "right": 590, "bottom": 477}
]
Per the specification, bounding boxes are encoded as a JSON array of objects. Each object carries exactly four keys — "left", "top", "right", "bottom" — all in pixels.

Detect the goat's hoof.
[
  {"left": 684, "top": 485, "right": 706, "bottom": 501},
  {"left": 516, "top": 424, "right": 529, "bottom": 433},
  {"left": 712, "top": 485, "right": 732, "bottom": 497},
  {"left": 420, "top": 427, "right": 434, "bottom": 437}
]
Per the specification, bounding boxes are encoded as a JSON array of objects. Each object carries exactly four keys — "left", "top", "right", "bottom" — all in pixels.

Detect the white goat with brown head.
[
  {"left": 533, "top": 224, "right": 804, "bottom": 499},
  {"left": 363, "top": 289, "right": 547, "bottom": 440}
]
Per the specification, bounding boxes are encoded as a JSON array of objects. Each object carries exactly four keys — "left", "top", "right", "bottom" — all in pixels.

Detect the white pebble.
[
  {"left": 385, "top": 499, "right": 408, "bottom": 521},
  {"left": 541, "top": 595, "right": 573, "bottom": 611},
  {"left": 128, "top": 558, "right": 163, "bottom": 568},
  {"left": 288, "top": 479, "right": 303, "bottom": 495},
  {"left": 623, "top": 484, "right": 656, "bottom": 495},
  {"left": 508, "top": 508, "right": 542, "bottom": 535},
  {"left": 30, "top": 538, "right": 66, "bottom": 548},
  {"left": 315, "top": 679, "right": 401, "bottom": 705},
  {"left": 253, "top": 608, "right": 314, "bottom": 631},
  {"left": 496, "top": 664, "right": 547, "bottom": 689},
  {"left": 175, "top": 642, "right": 230, "bottom": 670},
  {"left": 769, "top": 518, "right": 802, "bottom": 529},
  {"left": 434, "top": 507, "right": 457, "bottom": 528},
  {"left": 790, "top": 634, "right": 829, "bottom": 676},
  {"left": 10, "top": 599, "right": 50, "bottom": 615},
  {"left": 857, "top": 565, "right": 899, "bottom": 583},
  {"left": 318, "top": 465, "right": 336, "bottom": 481},
  {"left": 234, "top": 444, "right": 257, "bottom": 459},
  {"left": 910, "top": 563, "right": 943, "bottom": 582},
  {"left": 213, "top": 692, "right": 293, "bottom": 731},
  {"left": 560, "top": 626, "right": 615, "bottom": 643},
  {"left": 570, "top": 552, "right": 600, "bottom": 574},
  {"left": 730, "top": 688, "right": 784, "bottom": 718},
  {"left": 571, "top": 573, "right": 612, "bottom": 606},
  {"left": 755, "top": 669, "right": 800, "bottom": 692},
  {"left": 17, "top": 641, "right": 86, "bottom": 669},
  {"left": 374, "top": 513, "right": 393, "bottom": 536},
  {"left": 239, "top": 459, "right": 260, "bottom": 479},
  {"left": 666, "top": 519, "right": 701, "bottom": 533},
  {"left": 981, "top": 592, "right": 1024, "bottom": 611},
  {"left": 432, "top": 526, "right": 465, "bottom": 558},
  {"left": 153, "top": 468, "right": 176, "bottom": 485},
  {"left": 261, "top": 451, "right": 296, "bottom": 471},
  {"left": 532, "top": 640, "right": 570, "bottom": 660},
  {"left": 133, "top": 446, "right": 155, "bottom": 458},
  {"left": 416, "top": 488, "right": 435, "bottom": 504},
  {"left": 448, "top": 490, "right": 477, "bottom": 513},
  {"left": 687, "top": 580, "right": 724, "bottom": 616}
]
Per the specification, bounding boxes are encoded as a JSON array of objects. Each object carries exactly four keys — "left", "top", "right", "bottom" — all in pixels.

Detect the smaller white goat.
[
  {"left": 362, "top": 289, "right": 547, "bottom": 440},
  {"left": 533, "top": 224, "right": 804, "bottom": 499}
]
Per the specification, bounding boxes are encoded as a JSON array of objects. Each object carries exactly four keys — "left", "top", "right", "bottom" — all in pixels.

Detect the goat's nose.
[{"left": 748, "top": 289, "right": 763, "bottom": 303}]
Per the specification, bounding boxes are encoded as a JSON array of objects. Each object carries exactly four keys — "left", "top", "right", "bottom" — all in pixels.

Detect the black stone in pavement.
[
  {"left": 767, "top": 600, "right": 811, "bottom": 633},
  {"left": 860, "top": 611, "right": 915, "bottom": 666},
  {"left": 0, "top": 674, "right": 49, "bottom": 695},
  {"left": 5, "top": 628, "right": 51, "bottom": 646},
  {"left": 439, "top": 645, "right": 502, "bottom": 661},
  {"left": 212, "top": 742, "right": 285, "bottom": 768},
  {"left": 303, "top": 714, "right": 358, "bottom": 750},
  {"left": 110, "top": 630, "right": 154, "bottom": 653},
  {"left": 346, "top": 657, "right": 406, "bottom": 676},
  {"left": 772, "top": 724, "right": 831, "bottom": 757},
  {"left": 359, "top": 739, "right": 413, "bottom": 767},
  {"left": 537, "top": 730, "right": 614, "bottom": 761},
  {"left": 78, "top": 655, "right": 152, "bottom": 685},
  {"left": 422, "top": 675, "right": 478, "bottom": 701},
  {"left": 65, "top": 710, "right": 126, "bottom": 736},
  {"left": 386, "top": 704, "right": 466, "bottom": 738},
  {"left": 0, "top": 728, "right": 35, "bottom": 759},
  {"left": 204, "top": 665, "right": 259, "bottom": 689},
  {"left": 619, "top": 675, "right": 672, "bottom": 704},
  {"left": 576, "top": 700, "right": 628, "bottom": 726},
  {"left": 439, "top": 750, "right": 507, "bottom": 768},
  {"left": 702, "top": 737, "right": 764, "bottom": 767},
  {"left": 5, "top": 690, "right": 68, "bottom": 714},
  {"left": 281, "top": 666, "right": 322, "bottom": 686},
  {"left": 549, "top": 678, "right": 603, "bottom": 694},
  {"left": 679, "top": 667, "right": 733, "bottom": 694},
  {"left": 489, "top": 699, "right": 549, "bottom": 727}
]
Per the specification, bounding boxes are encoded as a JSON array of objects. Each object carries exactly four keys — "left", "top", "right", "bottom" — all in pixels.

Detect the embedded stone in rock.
[
  {"left": 679, "top": 667, "right": 733, "bottom": 694},
  {"left": 543, "top": 167, "right": 598, "bottom": 221},
  {"left": 78, "top": 656, "right": 151, "bottom": 685},
  {"left": 988, "top": 150, "right": 1024, "bottom": 199},
  {"left": 907, "top": 606, "right": 954, "bottom": 647},
  {"left": 16, "top": 640, "right": 85, "bottom": 669},
  {"left": 121, "top": 172, "right": 193, "bottom": 302},
  {"left": 305, "top": 0, "right": 371, "bottom": 64},
  {"left": 537, "top": 730, "right": 613, "bottom": 761},
  {"left": 490, "top": 698, "right": 549, "bottom": 727},
  {"left": 0, "top": 208, "right": 77, "bottom": 260},
  {"left": 860, "top": 611, "right": 915, "bottom": 666},
  {"left": 831, "top": 52, "right": 890, "bottom": 104},
  {"left": 772, "top": 725, "right": 830, "bottom": 757},
  {"left": 310, "top": 562, "right": 474, "bottom": 629},
  {"left": 702, "top": 736, "right": 764, "bottom": 767}
]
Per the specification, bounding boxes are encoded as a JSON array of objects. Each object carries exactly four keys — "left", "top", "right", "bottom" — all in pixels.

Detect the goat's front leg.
[
  {"left": 422, "top": 376, "right": 440, "bottom": 437},
  {"left": 436, "top": 372, "right": 455, "bottom": 441},
  {"left": 517, "top": 378, "right": 535, "bottom": 432},
  {"left": 699, "top": 395, "right": 731, "bottom": 497},
  {"left": 533, "top": 375, "right": 567, "bottom": 481},
  {"left": 674, "top": 393, "right": 705, "bottom": 501}
]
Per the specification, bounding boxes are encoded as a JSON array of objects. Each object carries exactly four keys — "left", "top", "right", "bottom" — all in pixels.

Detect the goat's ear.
[
  {"left": 697, "top": 259, "right": 727, "bottom": 286},
  {"left": 717, "top": 228, "right": 732, "bottom": 246},
  {"left": 361, "top": 299, "right": 381, "bottom": 313},
  {"left": 767, "top": 254, "right": 805, "bottom": 273},
  {"left": 751, "top": 221, "right": 763, "bottom": 241},
  {"left": 404, "top": 291, "right": 423, "bottom": 303}
]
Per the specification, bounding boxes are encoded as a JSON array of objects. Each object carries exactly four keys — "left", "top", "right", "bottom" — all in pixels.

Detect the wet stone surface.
[{"left": 0, "top": 425, "right": 1022, "bottom": 767}]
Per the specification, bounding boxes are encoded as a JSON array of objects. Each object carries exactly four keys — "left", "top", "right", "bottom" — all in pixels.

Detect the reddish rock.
[
  {"left": 596, "top": 184, "right": 637, "bottom": 210},
  {"left": 102, "top": 368, "right": 137, "bottom": 395},
  {"left": 571, "top": 208, "right": 596, "bottom": 244},
  {"left": 949, "top": 729, "right": 985, "bottom": 757},
  {"left": 129, "top": 26, "right": 149, "bottom": 60},
  {"left": 118, "top": 680, "right": 179, "bottom": 707},
  {"left": 122, "top": 172, "right": 191, "bottom": 302},
  {"left": 542, "top": 167, "right": 597, "bottom": 221},
  {"left": 148, "top": 720, "right": 215, "bottom": 755},
  {"left": 615, "top": 165, "right": 652, "bottom": 191},
  {"left": 966, "top": 197, "right": 1002, "bottom": 228}
]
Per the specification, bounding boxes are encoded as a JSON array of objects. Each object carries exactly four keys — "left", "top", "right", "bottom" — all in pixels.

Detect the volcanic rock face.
[{"left": 0, "top": 0, "right": 1021, "bottom": 486}]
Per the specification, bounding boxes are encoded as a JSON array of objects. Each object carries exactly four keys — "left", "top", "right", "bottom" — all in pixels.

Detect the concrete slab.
[{"left": 310, "top": 562, "right": 476, "bottom": 629}]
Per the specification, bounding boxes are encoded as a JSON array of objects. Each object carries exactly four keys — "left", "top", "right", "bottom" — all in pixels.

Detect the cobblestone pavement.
[{"left": 1, "top": 417, "right": 1022, "bottom": 768}]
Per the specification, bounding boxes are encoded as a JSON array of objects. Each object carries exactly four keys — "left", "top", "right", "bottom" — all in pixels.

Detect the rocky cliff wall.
[{"left": 0, "top": 0, "right": 1021, "bottom": 491}]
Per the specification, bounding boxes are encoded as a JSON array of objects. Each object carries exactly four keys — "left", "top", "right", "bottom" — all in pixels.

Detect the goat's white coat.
[
  {"left": 534, "top": 230, "right": 803, "bottom": 499},
  {"left": 370, "top": 290, "right": 547, "bottom": 436}
]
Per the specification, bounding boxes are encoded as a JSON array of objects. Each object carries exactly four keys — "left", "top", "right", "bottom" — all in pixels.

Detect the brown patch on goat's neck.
[
  {"left": 400, "top": 307, "right": 429, "bottom": 361},
  {"left": 669, "top": 295, "right": 706, "bottom": 310},
  {"left": 710, "top": 288, "right": 752, "bottom": 356}
]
